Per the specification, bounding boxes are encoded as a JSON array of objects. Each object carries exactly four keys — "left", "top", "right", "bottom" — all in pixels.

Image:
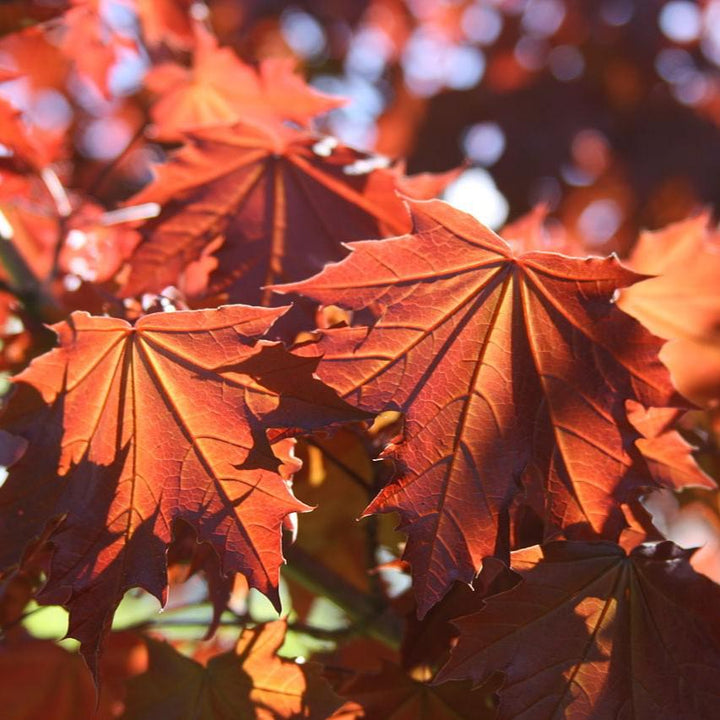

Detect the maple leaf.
[
  {"left": 0, "top": 305, "right": 366, "bottom": 673},
  {"left": 618, "top": 212, "right": 720, "bottom": 406},
  {"left": 436, "top": 541, "right": 720, "bottom": 720},
  {"left": 59, "top": 201, "right": 141, "bottom": 283},
  {"left": 400, "top": 557, "right": 521, "bottom": 672},
  {"left": 121, "top": 620, "right": 342, "bottom": 719},
  {"left": 330, "top": 662, "right": 498, "bottom": 720},
  {"left": 500, "top": 204, "right": 582, "bottom": 256},
  {"left": 626, "top": 402, "right": 715, "bottom": 490},
  {"left": 0, "top": 25, "right": 70, "bottom": 94},
  {"left": 145, "top": 25, "right": 345, "bottom": 141},
  {"left": 120, "top": 122, "right": 426, "bottom": 312},
  {"left": 275, "top": 198, "right": 691, "bottom": 614}
]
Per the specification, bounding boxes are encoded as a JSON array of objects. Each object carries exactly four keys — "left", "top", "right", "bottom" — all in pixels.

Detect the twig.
[
  {"left": 129, "top": 615, "right": 353, "bottom": 642},
  {"left": 303, "top": 437, "right": 372, "bottom": 493},
  {"left": 87, "top": 122, "right": 147, "bottom": 200},
  {"left": 283, "top": 545, "right": 402, "bottom": 651}
]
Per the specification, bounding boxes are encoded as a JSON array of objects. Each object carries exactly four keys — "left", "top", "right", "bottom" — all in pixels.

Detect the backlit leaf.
[
  {"left": 122, "top": 621, "right": 342, "bottom": 719},
  {"left": 437, "top": 541, "right": 720, "bottom": 720},
  {"left": 0, "top": 305, "right": 365, "bottom": 672},
  {"left": 277, "top": 198, "right": 693, "bottom": 614}
]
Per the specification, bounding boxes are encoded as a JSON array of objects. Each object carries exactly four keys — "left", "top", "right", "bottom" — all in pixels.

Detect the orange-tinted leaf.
[
  {"left": 626, "top": 401, "right": 715, "bottom": 490},
  {"left": 330, "top": 662, "right": 497, "bottom": 720},
  {"left": 391, "top": 161, "right": 463, "bottom": 200},
  {"left": 0, "top": 305, "right": 366, "bottom": 672},
  {"left": 0, "top": 25, "right": 70, "bottom": 93},
  {"left": 619, "top": 213, "right": 720, "bottom": 406},
  {"left": 437, "top": 541, "right": 720, "bottom": 720},
  {"left": 146, "top": 26, "right": 345, "bottom": 141},
  {"left": 277, "top": 199, "right": 689, "bottom": 614},
  {"left": 122, "top": 620, "right": 342, "bottom": 719},
  {"left": 121, "top": 122, "right": 416, "bottom": 312},
  {"left": 617, "top": 500, "right": 663, "bottom": 552}
]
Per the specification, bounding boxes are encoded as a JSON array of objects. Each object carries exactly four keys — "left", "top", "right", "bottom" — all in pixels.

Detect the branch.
[
  {"left": 283, "top": 544, "right": 402, "bottom": 651},
  {"left": 303, "top": 436, "right": 372, "bottom": 493}
]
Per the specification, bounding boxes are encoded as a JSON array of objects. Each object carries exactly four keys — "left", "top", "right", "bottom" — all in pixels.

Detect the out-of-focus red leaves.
[
  {"left": 145, "top": 25, "right": 345, "bottom": 141},
  {"left": 59, "top": 0, "right": 136, "bottom": 98},
  {"left": 620, "top": 213, "right": 720, "bottom": 407}
]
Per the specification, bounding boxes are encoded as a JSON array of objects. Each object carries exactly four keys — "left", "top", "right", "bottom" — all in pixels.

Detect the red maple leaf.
[
  {"left": 276, "top": 198, "right": 695, "bottom": 614},
  {"left": 619, "top": 212, "right": 720, "bottom": 406},
  {"left": 0, "top": 305, "right": 366, "bottom": 672},
  {"left": 437, "top": 541, "right": 720, "bottom": 720},
  {"left": 122, "top": 621, "right": 342, "bottom": 719},
  {"left": 145, "top": 24, "right": 345, "bottom": 141},
  {"left": 120, "top": 122, "right": 442, "bottom": 315},
  {"left": 330, "top": 661, "right": 497, "bottom": 719}
]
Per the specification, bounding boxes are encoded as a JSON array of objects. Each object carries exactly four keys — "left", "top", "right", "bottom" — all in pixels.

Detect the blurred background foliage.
[{"left": 3, "top": 0, "right": 720, "bottom": 254}]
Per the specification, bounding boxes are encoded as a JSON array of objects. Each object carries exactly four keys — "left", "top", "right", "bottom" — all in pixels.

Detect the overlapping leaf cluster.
[{"left": 0, "top": 2, "right": 719, "bottom": 719}]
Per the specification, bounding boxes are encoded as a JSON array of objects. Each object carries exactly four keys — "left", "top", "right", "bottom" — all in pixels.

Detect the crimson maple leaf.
[
  {"left": 275, "top": 198, "right": 696, "bottom": 615},
  {"left": 0, "top": 305, "right": 366, "bottom": 673},
  {"left": 330, "top": 662, "right": 497, "bottom": 719},
  {"left": 627, "top": 402, "right": 715, "bottom": 490},
  {"left": 146, "top": 25, "right": 346, "bottom": 141},
  {"left": 122, "top": 621, "right": 342, "bottom": 719},
  {"left": 618, "top": 212, "right": 720, "bottom": 406},
  {"left": 436, "top": 541, "right": 720, "bottom": 720},
  {"left": 120, "top": 122, "right": 440, "bottom": 315}
]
